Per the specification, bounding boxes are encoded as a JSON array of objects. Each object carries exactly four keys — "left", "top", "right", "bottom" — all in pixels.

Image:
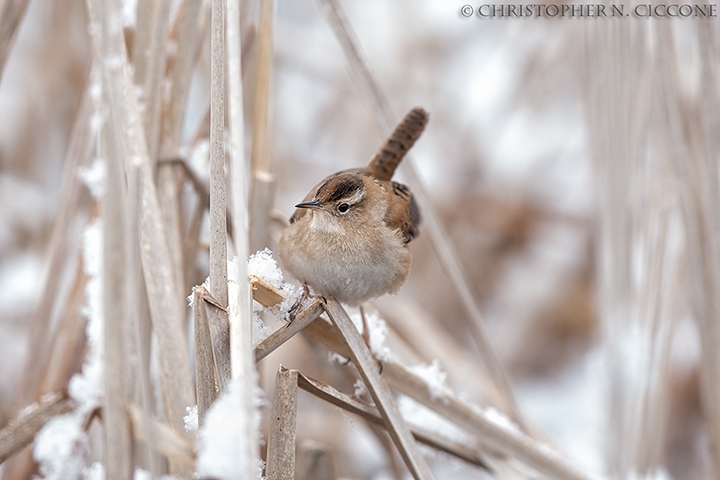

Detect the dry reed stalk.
[
  {"left": 209, "top": 0, "right": 228, "bottom": 308},
  {"left": 249, "top": 0, "right": 277, "bottom": 252},
  {"left": 0, "top": 0, "right": 29, "bottom": 80},
  {"left": 323, "top": 298, "right": 434, "bottom": 480},
  {"left": 99, "top": 83, "right": 132, "bottom": 480},
  {"left": 316, "top": 0, "right": 523, "bottom": 427},
  {"left": 296, "top": 371, "right": 490, "bottom": 469},
  {"left": 39, "top": 261, "right": 88, "bottom": 394},
  {"left": 127, "top": 403, "right": 196, "bottom": 467},
  {"left": 0, "top": 391, "right": 72, "bottom": 464},
  {"left": 266, "top": 366, "right": 299, "bottom": 479},
  {"left": 227, "top": 0, "right": 260, "bottom": 475}
]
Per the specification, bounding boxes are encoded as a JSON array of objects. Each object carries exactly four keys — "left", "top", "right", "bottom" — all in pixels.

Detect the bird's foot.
[{"left": 286, "top": 284, "right": 311, "bottom": 323}]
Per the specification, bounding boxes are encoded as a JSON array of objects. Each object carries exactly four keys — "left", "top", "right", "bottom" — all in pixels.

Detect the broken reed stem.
[
  {"left": 266, "top": 366, "right": 299, "bottom": 479},
  {"left": 127, "top": 403, "right": 196, "bottom": 468},
  {"left": 209, "top": 0, "right": 228, "bottom": 308},
  {"left": 316, "top": 0, "right": 523, "bottom": 427}
]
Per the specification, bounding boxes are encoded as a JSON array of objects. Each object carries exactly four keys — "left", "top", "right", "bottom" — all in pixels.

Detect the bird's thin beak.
[{"left": 295, "top": 200, "right": 321, "bottom": 209}]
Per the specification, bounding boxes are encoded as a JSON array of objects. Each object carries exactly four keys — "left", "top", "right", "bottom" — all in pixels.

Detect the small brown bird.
[{"left": 279, "top": 108, "right": 428, "bottom": 316}]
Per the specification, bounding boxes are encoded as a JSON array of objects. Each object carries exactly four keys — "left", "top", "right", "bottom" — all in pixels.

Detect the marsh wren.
[{"left": 279, "top": 108, "right": 428, "bottom": 314}]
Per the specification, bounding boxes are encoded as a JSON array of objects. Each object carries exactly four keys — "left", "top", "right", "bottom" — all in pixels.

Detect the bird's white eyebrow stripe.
[{"left": 343, "top": 188, "right": 365, "bottom": 205}]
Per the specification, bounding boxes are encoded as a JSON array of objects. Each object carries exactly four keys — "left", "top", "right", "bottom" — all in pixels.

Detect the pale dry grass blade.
[
  {"left": 209, "top": 0, "right": 228, "bottom": 308},
  {"left": 266, "top": 366, "right": 299, "bottom": 479},
  {"left": 0, "top": 391, "right": 72, "bottom": 464},
  {"left": 249, "top": 0, "right": 277, "bottom": 252},
  {"left": 99, "top": 75, "right": 132, "bottom": 478},
  {"left": 227, "top": 0, "right": 260, "bottom": 475},
  {"left": 250, "top": 0, "right": 274, "bottom": 175},
  {"left": 128, "top": 403, "right": 196, "bottom": 467},
  {"left": 323, "top": 298, "right": 434, "bottom": 480},
  {"left": 316, "top": 0, "right": 522, "bottom": 427},
  {"left": 296, "top": 370, "right": 490, "bottom": 469}
]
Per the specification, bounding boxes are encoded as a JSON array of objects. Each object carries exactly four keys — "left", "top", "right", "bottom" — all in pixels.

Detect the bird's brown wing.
[{"left": 382, "top": 180, "right": 420, "bottom": 243}]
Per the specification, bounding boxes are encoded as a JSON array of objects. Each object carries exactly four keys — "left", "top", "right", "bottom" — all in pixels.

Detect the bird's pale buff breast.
[{"left": 278, "top": 212, "right": 411, "bottom": 306}]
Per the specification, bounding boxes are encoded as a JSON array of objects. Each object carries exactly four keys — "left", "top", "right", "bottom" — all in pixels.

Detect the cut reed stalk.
[{"left": 266, "top": 366, "right": 299, "bottom": 479}]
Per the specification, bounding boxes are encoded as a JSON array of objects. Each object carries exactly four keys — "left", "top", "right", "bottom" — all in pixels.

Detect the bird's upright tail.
[{"left": 367, "top": 107, "right": 429, "bottom": 181}]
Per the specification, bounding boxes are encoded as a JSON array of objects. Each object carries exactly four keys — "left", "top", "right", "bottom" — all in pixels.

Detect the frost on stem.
[{"left": 34, "top": 220, "right": 105, "bottom": 479}]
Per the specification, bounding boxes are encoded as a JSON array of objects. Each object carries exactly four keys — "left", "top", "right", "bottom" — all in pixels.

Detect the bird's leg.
[
  {"left": 287, "top": 283, "right": 311, "bottom": 323},
  {"left": 360, "top": 304, "right": 370, "bottom": 347},
  {"left": 359, "top": 304, "right": 383, "bottom": 373}
]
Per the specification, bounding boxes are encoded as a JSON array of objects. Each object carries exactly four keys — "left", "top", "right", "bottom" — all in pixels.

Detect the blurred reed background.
[{"left": 0, "top": 0, "right": 718, "bottom": 478}]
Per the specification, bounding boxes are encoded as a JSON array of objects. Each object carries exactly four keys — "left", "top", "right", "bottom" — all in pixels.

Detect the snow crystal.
[
  {"left": 184, "top": 405, "right": 198, "bottom": 432},
  {"left": 78, "top": 158, "right": 107, "bottom": 199},
  {"left": 353, "top": 379, "right": 367, "bottom": 398},
  {"left": 82, "top": 462, "right": 105, "bottom": 480},
  {"left": 252, "top": 312, "right": 272, "bottom": 347},
  {"left": 409, "top": 359, "right": 448, "bottom": 400},
  {"left": 248, "top": 248, "right": 284, "bottom": 289},
  {"left": 34, "top": 413, "right": 89, "bottom": 480}
]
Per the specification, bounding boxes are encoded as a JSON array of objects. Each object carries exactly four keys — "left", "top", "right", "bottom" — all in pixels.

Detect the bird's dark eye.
[{"left": 337, "top": 202, "right": 349, "bottom": 213}]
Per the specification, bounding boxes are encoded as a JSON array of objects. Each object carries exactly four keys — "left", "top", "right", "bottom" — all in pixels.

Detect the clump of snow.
[
  {"left": 252, "top": 312, "right": 272, "bottom": 347},
  {"left": 34, "top": 220, "right": 105, "bottom": 478},
  {"left": 479, "top": 406, "right": 523, "bottom": 437},
  {"left": 78, "top": 158, "right": 107, "bottom": 199},
  {"left": 353, "top": 379, "right": 367, "bottom": 398},
  {"left": 409, "top": 359, "right": 448, "bottom": 401},
  {"left": 34, "top": 414, "right": 89, "bottom": 479},
  {"left": 248, "top": 248, "right": 284, "bottom": 289},
  {"left": 349, "top": 310, "right": 391, "bottom": 361},
  {"left": 184, "top": 405, "right": 198, "bottom": 432},
  {"left": 82, "top": 462, "right": 104, "bottom": 480},
  {"left": 246, "top": 248, "right": 301, "bottom": 317},
  {"left": 197, "top": 379, "right": 261, "bottom": 479},
  {"left": 328, "top": 351, "right": 348, "bottom": 365}
]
